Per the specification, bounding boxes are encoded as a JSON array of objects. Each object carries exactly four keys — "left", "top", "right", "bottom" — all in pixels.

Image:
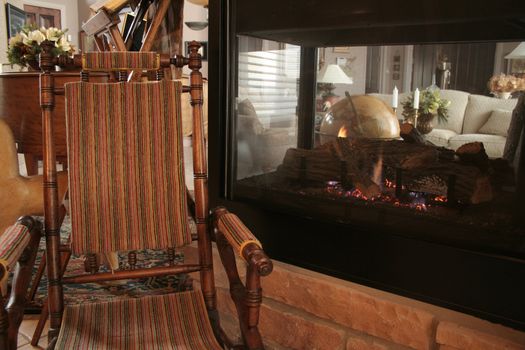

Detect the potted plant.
[
  {"left": 7, "top": 25, "right": 75, "bottom": 70},
  {"left": 401, "top": 88, "right": 450, "bottom": 134}
]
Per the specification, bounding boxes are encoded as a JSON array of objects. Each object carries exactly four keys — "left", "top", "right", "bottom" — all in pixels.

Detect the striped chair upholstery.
[
  {"left": 217, "top": 213, "right": 262, "bottom": 258},
  {"left": 0, "top": 223, "right": 30, "bottom": 296},
  {"left": 82, "top": 52, "right": 160, "bottom": 71},
  {"left": 55, "top": 291, "right": 222, "bottom": 349},
  {"left": 65, "top": 80, "right": 192, "bottom": 255}
]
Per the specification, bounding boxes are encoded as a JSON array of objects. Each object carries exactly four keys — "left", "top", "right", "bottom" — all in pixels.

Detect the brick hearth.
[{"left": 184, "top": 244, "right": 525, "bottom": 350}]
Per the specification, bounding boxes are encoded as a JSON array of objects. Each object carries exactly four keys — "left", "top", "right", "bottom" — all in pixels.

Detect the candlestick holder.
[{"left": 414, "top": 109, "right": 419, "bottom": 128}]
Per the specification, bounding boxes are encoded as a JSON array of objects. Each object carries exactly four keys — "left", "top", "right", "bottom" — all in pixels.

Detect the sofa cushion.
[
  {"left": 425, "top": 128, "right": 458, "bottom": 147},
  {"left": 449, "top": 134, "right": 506, "bottom": 158},
  {"left": 437, "top": 89, "right": 470, "bottom": 134},
  {"left": 478, "top": 109, "right": 513, "bottom": 137},
  {"left": 462, "top": 95, "right": 517, "bottom": 134}
]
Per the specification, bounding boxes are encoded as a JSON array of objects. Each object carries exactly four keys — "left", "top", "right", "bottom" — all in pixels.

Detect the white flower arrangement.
[{"left": 7, "top": 25, "right": 75, "bottom": 69}]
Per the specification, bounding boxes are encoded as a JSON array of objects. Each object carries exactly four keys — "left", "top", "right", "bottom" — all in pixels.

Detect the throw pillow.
[{"left": 478, "top": 109, "right": 513, "bottom": 137}]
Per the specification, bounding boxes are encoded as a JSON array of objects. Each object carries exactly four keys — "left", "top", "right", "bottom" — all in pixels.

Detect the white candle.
[
  {"left": 413, "top": 88, "right": 420, "bottom": 110},
  {"left": 392, "top": 86, "right": 398, "bottom": 108},
  {"left": 67, "top": 34, "right": 72, "bottom": 42}
]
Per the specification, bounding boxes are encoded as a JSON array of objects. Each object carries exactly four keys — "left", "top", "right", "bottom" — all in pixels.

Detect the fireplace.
[{"left": 209, "top": 0, "right": 525, "bottom": 330}]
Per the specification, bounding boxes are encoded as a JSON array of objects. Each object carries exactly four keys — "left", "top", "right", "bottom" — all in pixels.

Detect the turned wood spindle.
[
  {"left": 86, "top": 254, "right": 98, "bottom": 274},
  {"left": 128, "top": 251, "right": 137, "bottom": 270},
  {"left": 167, "top": 247, "right": 176, "bottom": 266}
]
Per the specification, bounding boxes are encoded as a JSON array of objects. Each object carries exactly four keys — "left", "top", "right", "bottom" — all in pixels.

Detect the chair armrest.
[
  {"left": 0, "top": 217, "right": 38, "bottom": 296},
  {"left": 213, "top": 207, "right": 272, "bottom": 276}
]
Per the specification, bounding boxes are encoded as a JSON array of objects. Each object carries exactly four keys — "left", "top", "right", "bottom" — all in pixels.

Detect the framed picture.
[
  {"left": 6, "top": 4, "right": 26, "bottom": 39},
  {"left": 333, "top": 46, "right": 350, "bottom": 53},
  {"left": 185, "top": 41, "right": 208, "bottom": 60},
  {"left": 336, "top": 57, "right": 347, "bottom": 66},
  {"left": 122, "top": 13, "right": 147, "bottom": 52}
]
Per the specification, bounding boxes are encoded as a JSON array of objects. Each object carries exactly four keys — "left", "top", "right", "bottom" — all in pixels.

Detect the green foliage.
[{"left": 401, "top": 88, "right": 450, "bottom": 124}]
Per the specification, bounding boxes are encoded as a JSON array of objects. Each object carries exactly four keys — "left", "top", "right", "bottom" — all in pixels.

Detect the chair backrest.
[{"left": 65, "top": 79, "right": 192, "bottom": 255}]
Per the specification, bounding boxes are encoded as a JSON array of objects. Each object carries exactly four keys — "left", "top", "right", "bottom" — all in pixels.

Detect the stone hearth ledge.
[{"left": 183, "top": 243, "right": 525, "bottom": 350}]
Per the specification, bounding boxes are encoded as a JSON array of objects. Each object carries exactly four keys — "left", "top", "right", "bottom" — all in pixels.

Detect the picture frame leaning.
[{"left": 6, "top": 4, "right": 26, "bottom": 39}]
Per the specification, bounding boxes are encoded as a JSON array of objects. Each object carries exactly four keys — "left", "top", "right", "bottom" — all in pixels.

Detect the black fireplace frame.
[{"left": 208, "top": 0, "right": 525, "bottom": 330}]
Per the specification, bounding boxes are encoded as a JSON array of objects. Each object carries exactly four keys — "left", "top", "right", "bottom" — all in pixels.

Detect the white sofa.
[{"left": 372, "top": 90, "right": 517, "bottom": 158}]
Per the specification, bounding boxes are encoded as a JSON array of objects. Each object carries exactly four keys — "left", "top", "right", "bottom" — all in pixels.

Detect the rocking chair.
[{"left": 39, "top": 41, "right": 272, "bottom": 349}]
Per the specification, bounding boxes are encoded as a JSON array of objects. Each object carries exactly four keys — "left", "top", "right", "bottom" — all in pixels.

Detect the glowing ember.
[
  {"left": 337, "top": 125, "right": 349, "bottom": 138},
  {"left": 324, "top": 177, "right": 449, "bottom": 212}
]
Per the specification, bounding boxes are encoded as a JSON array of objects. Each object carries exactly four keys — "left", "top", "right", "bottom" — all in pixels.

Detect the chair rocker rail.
[{"left": 62, "top": 264, "right": 202, "bottom": 284}]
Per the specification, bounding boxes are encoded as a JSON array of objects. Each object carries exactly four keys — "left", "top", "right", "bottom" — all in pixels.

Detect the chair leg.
[
  {"left": 23, "top": 153, "right": 39, "bottom": 176},
  {"left": 0, "top": 298, "right": 7, "bottom": 350},
  {"left": 27, "top": 252, "right": 46, "bottom": 303},
  {"left": 31, "top": 248, "right": 71, "bottom": 346}
]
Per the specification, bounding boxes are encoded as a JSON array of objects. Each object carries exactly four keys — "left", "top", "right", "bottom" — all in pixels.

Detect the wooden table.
[{"left": 0, "top": 71, "right": 108, "bottom": 175}]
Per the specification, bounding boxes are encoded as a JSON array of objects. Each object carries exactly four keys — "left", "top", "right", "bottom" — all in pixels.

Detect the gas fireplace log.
[
  {"left": 455, "top": 142, "right": 490, "bottom": 170},
  {"left": 331, "top": 138, "right": 440, "bottom": 170},
  {"left": 400, "top": 123, "right": 428, "bottom": 145},
  {"left": 278, "top": 144, "right": 381, "bottom": 197},
  {"left": 278, "top": 138, "right": 492, "bottom": 203},
  {"left": 401, "top": 162, "right": 493, "bottom": 204}
]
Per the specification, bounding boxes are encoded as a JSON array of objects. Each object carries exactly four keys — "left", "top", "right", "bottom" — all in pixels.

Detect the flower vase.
[
  {"left": 494, "top": 92, "right": 512, "bottom": 99},
  {"left": 416, "top": 113, "right": 435, "bottom": 134},
  {"left": 26, "top": 60, "right": 40, "bottom": 71}
]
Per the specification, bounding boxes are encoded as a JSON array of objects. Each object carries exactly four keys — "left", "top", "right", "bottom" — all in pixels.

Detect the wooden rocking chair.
[{"left": 40, "top": 41, "right": 272, "bottom": 349}]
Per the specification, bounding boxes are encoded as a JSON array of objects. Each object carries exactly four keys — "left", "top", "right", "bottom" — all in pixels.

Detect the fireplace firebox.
[{"left": 209, "top": 0, "right": 525, "bottom": 330}]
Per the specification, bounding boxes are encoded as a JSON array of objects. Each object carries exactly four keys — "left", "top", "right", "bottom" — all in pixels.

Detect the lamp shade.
[
  {"left": 317, "top": 64, "right": 353, "bottom": 85},
  {"left": 505, "top": 42, "right": 525, "bottom": 59},
  {"left": 187, "top": 0, "right": 209, "bottom": 6}
]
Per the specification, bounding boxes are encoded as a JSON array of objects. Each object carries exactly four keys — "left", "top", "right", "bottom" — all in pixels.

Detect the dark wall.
[{"left": 412, "top": 43, "right": 496, "bottom": 95}]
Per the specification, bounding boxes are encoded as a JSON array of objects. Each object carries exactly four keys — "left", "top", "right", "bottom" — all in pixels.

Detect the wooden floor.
[{"left": 16, "top": 315, "right": 48, "bottom": 349}]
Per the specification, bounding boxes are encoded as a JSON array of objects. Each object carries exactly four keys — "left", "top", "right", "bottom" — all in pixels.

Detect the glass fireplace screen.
[{"left": 232, "top": 36, "right": 524, "bottom": 256}]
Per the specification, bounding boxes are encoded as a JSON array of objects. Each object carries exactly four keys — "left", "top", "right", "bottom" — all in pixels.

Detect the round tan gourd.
[{"left": 319, "top": 95, "right": 400, "bottom": 144}]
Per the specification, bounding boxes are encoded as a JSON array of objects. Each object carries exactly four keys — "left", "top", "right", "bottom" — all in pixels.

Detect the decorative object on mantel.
[
  {"left": 401, "top": 88, "right": 450, "bottom": 134},
  {"left": 317, "top": 64, "right": 353, "bottom": 108},
  {"left": 488, "top": 73, "right": 525, "bottom": 99},
  {"left": 7, "top": 25, "right": 75, "bottom": 70},
  {"left": 505, "top": 42, "right": 525, "bottom": 74}
]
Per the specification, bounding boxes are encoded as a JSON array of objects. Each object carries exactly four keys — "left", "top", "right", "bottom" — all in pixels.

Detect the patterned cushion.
[
  {"left": 0, "top": 223, "right": 30, "bottom": 296},
  {"left": 462, "top": 94, "right": 517, "bottom": 134},
  {"left": 217, "top": 213, "right": 262, "bottom": 258},
  {"left": 82, "top": 52, "right": 160, "bottom": 71},
  {"left": 55, "top": 291, "right": 223, "bottom": 349},
  {"left": 65, "top": 80, "right": 191, "bottom": 255}
]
